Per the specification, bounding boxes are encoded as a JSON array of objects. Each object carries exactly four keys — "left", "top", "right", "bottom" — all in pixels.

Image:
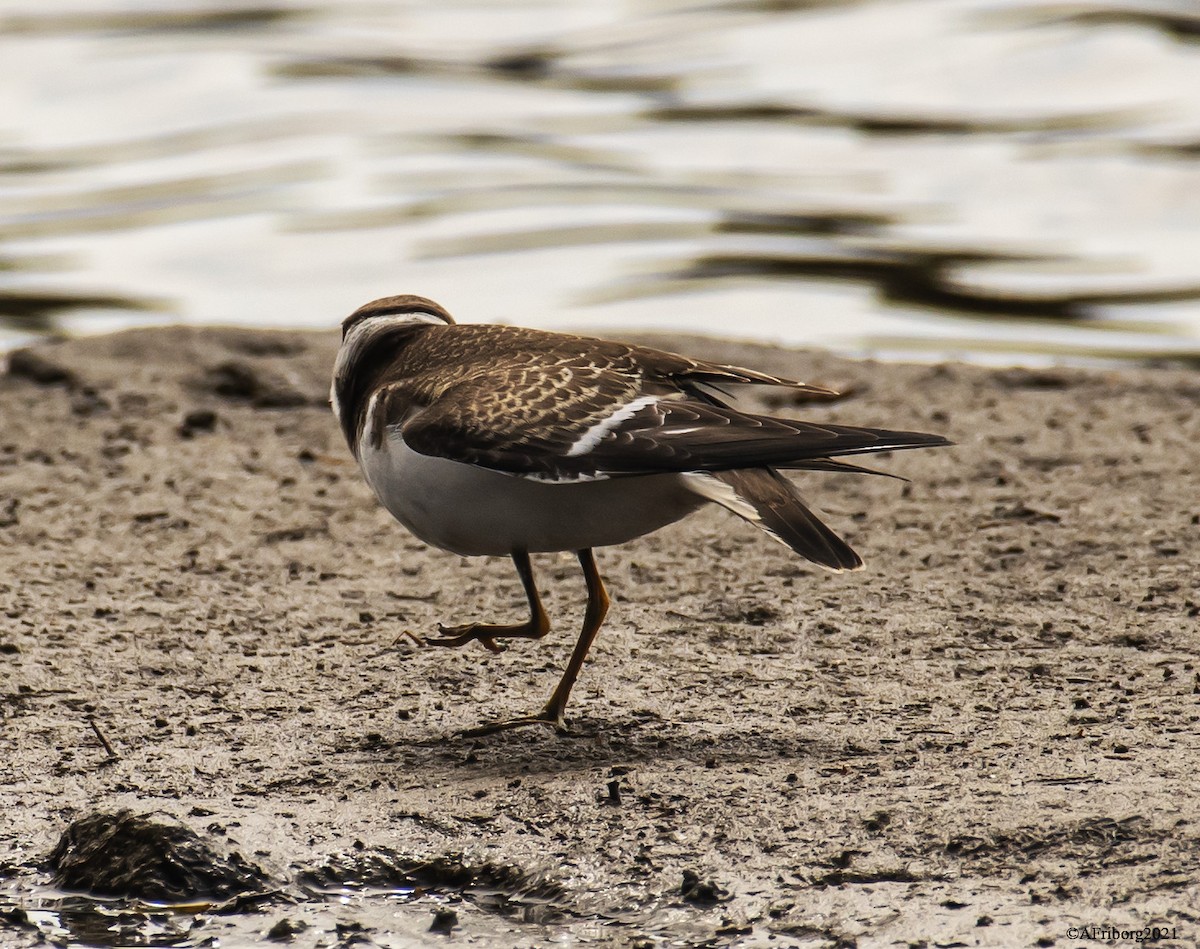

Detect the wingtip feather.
[{"left": 691, "top": 469, "right": 865, "bottom": 573}]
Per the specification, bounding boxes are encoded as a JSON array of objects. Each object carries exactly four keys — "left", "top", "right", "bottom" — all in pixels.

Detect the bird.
[{"left": 330, "top": 294, "right": 949, "bottom": 736}]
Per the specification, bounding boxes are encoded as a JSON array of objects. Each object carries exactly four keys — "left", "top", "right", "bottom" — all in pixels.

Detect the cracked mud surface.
[{"left": 0, "top": 327, "right": 1197, "bottom": 947}]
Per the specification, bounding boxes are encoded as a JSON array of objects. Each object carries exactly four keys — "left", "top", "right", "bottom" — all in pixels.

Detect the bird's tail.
[{"left": 682, "top": 468, "right": 862, "bottom": 572}]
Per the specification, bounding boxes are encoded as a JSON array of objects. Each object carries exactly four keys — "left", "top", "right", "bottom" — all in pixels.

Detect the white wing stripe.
[{"left": 565, "top": 394, "right": 660, "bottom": 458}]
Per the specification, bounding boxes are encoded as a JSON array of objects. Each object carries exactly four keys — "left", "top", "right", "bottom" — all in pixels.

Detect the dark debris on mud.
[
  {"left": 298, "top": 846, "right": 564, "bottom": 904},
  {"left": 49, "top": 810, "right": 276, "bottom": 903}
]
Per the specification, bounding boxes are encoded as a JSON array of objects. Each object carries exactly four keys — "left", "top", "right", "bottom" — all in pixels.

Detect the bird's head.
[
  {"left": 339, "top": 294, "right": 456, "bottom": 342},
  {"left": 331, "top": 295, "right": 455, "bottom": 454}
]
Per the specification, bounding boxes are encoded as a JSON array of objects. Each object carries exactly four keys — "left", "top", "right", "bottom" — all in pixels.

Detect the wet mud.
[{"left": 0, "top": 327, "right": 1197, "bottom": 946}]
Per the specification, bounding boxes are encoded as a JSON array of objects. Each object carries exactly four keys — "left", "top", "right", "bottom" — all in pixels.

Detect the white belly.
[{"left": 359, "top": 433, "right": 706, "bottom": 556}]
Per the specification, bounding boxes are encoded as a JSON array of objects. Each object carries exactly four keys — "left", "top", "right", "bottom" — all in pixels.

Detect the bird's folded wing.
[
  {"left": 644, "top": 350, "right": 839, "bottom": 399},
  {"left": 399, "top": 380, "right": 948, "bottom": 481}
]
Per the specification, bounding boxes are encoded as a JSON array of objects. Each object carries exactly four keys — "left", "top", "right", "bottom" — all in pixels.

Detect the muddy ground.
[{"left": 0, "top": 326, "right": 1197, "bottom": 948}]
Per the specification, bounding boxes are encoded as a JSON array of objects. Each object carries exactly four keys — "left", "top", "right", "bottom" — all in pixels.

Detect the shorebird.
[{"left": 331, "top": 294, "right": 949, "bottom": 735}]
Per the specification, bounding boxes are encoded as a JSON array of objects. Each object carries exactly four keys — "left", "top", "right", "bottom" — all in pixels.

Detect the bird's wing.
[
  {"left": 399, "top": 369, "right": 948, "bottom": 481},
  {"left": 381, "top": 353, "right": 650, "bottom": 481},
  {"left": 634, "top": 347, "right": 840, "bottom": 400}
]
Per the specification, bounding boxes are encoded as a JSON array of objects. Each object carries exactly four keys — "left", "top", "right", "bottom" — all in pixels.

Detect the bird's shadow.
[{"left": 349, "top": 711, "right": 853, "bottom": 780}]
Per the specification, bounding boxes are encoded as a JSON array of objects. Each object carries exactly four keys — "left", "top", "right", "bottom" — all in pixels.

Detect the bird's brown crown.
[{"left": 341, "top": 295, "right": 456, "bottom": 339}]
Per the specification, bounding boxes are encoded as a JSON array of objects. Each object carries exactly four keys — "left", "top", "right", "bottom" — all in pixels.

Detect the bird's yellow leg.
[{"left": 461, "top": 549, "right": 610, "bottom": 737}]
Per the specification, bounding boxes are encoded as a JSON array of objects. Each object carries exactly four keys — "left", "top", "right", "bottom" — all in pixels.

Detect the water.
[
  {"left": 2, "top": 859, "right": 753, "bottom": 948},
  {"left": 2, "top": 0, "right": 1199, "bottom": 366}
]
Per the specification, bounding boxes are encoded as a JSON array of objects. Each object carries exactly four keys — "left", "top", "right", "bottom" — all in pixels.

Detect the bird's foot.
[
  {"left": 460, "top": 705, "right": 568, "bottom": 738},
  {"left": 429, "top": 622, "right": 507, "bottom": 653},
  {"left": 430, "top": 617, "right": 550, "bottom": 653}
]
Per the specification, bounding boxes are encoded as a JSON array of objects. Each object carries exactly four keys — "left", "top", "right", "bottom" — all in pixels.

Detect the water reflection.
[
  {"left": 0, "top": 116, "right": 337, "bottom": 171},
  {"left": 275, "top": 47, "right": 684, "bottom": 94},
  {"left": 671, "top": 243, "right": 1200, "bottom": 321},
  {"left": 1, "top": 162, "right": 328, "bottom": 241},
  {"left": 0, "top": 289, "right": 160, "bottom": 335},
  {"left": 1003, "top": 4, "right": 1200, "bottom": 44},
  {"left": 645, "top": 100, "right": 1139, "bottom": 136},
  {"left": 0, "top": 6, "right": 307, "bottom": 35},
  {"left": 1, "top": 0, "right": 1197, "bottom": 365}
]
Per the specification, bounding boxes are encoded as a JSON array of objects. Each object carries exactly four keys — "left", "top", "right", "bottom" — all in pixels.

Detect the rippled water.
[{"left": 2, "top": 0, "right": 1199, "bottom": 365}]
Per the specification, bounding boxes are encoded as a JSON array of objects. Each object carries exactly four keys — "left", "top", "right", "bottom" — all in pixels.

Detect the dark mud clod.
[
  {"left": 6, "top": 348, "right": 76, "bottom": 387},
  {"left": 50, "top": 810, "right": 275, "bottom": 902},
  {"left": 993, "top": 367, "right": 1073, "bottom": 389},
  {"left": 179, "top": 408, "right": 218, "bottom": 438},
  {"left": 199, "top": 360, "right": 309, "bottom": 408},
  {"left": 70, "top": 386, "right": 110, "bottom": 417},
  {"left": 829, "top": 850, "right": 855, "bottom": 869},
  {"left": 1, "top": 907, "right": 37, "bottom": 932},
  {"left": 680, "top": 869, "right": 727, "bottom": 905},
  {"left": 429, "top": 907, "right": 458, "bottom": 933},
  {"left": 218, "top": 333, "right": 307, "bottom": 358},
  {"left": 335, "top": 921, "right": 371, "bottom": 945},
  {"left": 266, "top": 917, "right": 307, "bottom": 941}
]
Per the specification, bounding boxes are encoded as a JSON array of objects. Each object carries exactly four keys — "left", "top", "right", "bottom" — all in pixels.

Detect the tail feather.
[
  {"left": 683, "top": 469, "right": 863, "bottom": 572},
  {"left": 791, "top": 457, "right": 908, "bottom": 481}
]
